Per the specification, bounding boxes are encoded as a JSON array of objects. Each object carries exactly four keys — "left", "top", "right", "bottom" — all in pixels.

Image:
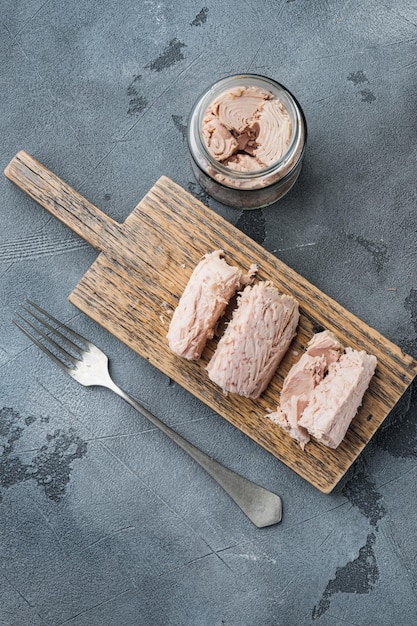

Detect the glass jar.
[{"left": 187, "top": 74, "right": 307, "bottom": 209}]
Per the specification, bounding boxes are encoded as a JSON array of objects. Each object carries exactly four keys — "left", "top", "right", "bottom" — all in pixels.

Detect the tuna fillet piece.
[
  {"left": 201, "top": 85, "right": 294, "bottom": 171},
  {"left": 202, "top": 118, "right": 238, "bottom": 161},
  {"left": 223, "top": 153, "right": 262, "bottom": 172},
  {"left": 254, "top": 98, "right": 293, "bottom": 166},
  {"left": 207, "top": 86, "right": 272, "bottom": 133},
  {"left": 298, "top": 347, "right": 377, "bottom": 449},
  {"left": 269, "top": 330, "right": 344, "bottom": 449},
  {"left": 167, "top": 250, "right": 255, "bottom": 361},
  {"left": 206, "top": 282, "right": 299, "bottom": 398}
]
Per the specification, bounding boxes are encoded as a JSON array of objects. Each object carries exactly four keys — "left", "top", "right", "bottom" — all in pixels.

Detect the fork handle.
[{"left": 107, "top": 381, "right": 282, "bottom": 528}]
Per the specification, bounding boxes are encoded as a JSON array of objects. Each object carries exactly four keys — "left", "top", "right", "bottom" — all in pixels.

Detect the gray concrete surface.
[{"left": 1, "top": 1, "right": 417, "bottom": 624}]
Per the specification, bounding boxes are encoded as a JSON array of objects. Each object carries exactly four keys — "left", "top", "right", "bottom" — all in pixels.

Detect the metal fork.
[{"left": 14, "top": 301, "right": 282, "bottom": 528}]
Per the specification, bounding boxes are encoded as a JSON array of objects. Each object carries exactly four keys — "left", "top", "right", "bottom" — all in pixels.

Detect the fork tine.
[
  {"left": 16, "top": 305, "right": 82, "bottom": 366},
  {"left": 20, "top": 305, "right": 82, "bottom": 357},
  {"left": 13, "top": 318, "right": 74, "bottom": 375},
  {"left": 25, "top": 300, "right": 89, "bottom": 351}
]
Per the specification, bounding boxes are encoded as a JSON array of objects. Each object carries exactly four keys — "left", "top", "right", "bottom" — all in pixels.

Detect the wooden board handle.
[{"left": 4, "top": 151, "right": 121, "bottom": 251}]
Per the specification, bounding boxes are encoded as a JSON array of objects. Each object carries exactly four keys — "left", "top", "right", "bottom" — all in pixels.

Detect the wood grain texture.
[
  {"left": 6, "top": 152, "right": 417, "bottom": 492},
  {"left": 4, "top": 151, "right": 121, "bottom": 251}
]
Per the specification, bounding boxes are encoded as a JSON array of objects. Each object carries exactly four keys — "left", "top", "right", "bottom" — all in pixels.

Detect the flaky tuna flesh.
[
  {"left": 202, "top": 118, "right": 238, "bottom": 162},
  {"left": 298, "top": 347, "right": 377, "bottom": 449},
  {"left": 254, "top": 98, "right": 293, "bottom": 166},
  {"left": 167, "top": 250, "right": 255, "bottom": 361},
  {"left": 207, "top": 86, "right": 272, "bottom": 134},
  {"left": 269, "top": 330, "right": 344, "bottom": 449},
  {"left": 202, "top": 86, "right": 292, "bottom": 169},
  {"left": 206, "top": 282, "right": 299, "bottom": 399}
]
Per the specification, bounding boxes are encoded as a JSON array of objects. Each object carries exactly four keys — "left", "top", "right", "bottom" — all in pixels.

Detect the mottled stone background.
[{"left": 1, "top": 1, "right": 417, "bottom": 625}]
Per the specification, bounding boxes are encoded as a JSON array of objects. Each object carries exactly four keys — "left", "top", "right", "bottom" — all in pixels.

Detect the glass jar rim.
[{"left": 187, "top": 73, "right": 307, "bottom": 180}]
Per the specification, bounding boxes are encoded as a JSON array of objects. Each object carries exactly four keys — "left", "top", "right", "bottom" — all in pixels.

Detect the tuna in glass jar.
[{"left": 187, "top": 74, "right": 307, "bottom": 209}]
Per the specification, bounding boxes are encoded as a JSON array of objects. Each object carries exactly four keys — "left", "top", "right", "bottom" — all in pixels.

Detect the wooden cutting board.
[{"left": 5, "top": 150, "right": 417, "bottom": 493}]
